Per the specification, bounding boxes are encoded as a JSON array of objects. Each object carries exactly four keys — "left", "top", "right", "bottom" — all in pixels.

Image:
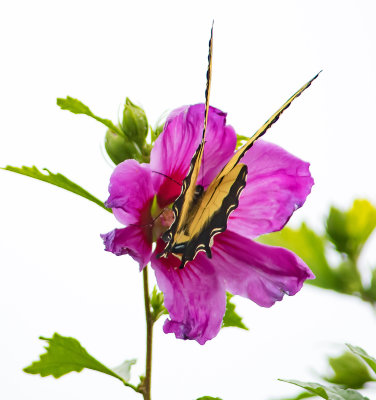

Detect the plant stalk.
[{"left": 142, "top": 266, "right": 153, "bottom": 400}]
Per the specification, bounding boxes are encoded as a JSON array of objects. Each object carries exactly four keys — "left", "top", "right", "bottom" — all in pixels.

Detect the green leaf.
[
  {"left": 324, "top": 351, "right": 374, "bottom": 388},
  {"left": 236, "top": 134, "right": 249, "bottom": 149},
  {"left": 362, "top": 268, "right": 376, "bottom": 303},
  {"left": 222, "top": 293, "right": 248, "bottom": 330},
  {"left": 24, "top": 333, "right": 136, "bottom": 389},
  {"left": 277, "top": 392, "right": 316, "bottom": 400},
  {"left": 335, "top": 260, "right": 362, "bottom": 295},
  {"left": 57, "top": 96, "right": 124, "bottom": 137},
  {"left": 281, "top": 392, "right": 316, "bottom": 400},
  {"left": 150, "top": 286, "right": 168, "bottom": 322},
  {"left": 196, "top": 397, "right": 223, "bottom": 400},
  {"left": 347, "top": 344, "right": 376, "bottom": 374},
  {"left": 280, "top": 379, "right": 370, "bottom": 400},
  {"left": 2, "top": 166, "right": 111, "bottom": 213},
  {"left": 259, "top": 223, "right": 339, "bottom": 291},
  {"left": 326, "top": 200, "right": 376, "bottom": 260}
]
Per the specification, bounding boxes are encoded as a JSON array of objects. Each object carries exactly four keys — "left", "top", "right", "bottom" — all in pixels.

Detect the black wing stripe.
[
  {"left": 234, "top": 70, "right": 322, "bottom": 165},
  {"left": 203, "top": 22, "right": 214, "bottom": 139},
  {"left": 179, "top": 164, "right": 248, "bottom": 268}
]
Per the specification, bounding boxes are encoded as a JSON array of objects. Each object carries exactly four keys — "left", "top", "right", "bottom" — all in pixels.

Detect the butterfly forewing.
[
  {"left": 214, "top": 71, "right": 321, "bottom": 182},
  {"left": 159, "top": 24, "right": 214, "bottom": 259}
]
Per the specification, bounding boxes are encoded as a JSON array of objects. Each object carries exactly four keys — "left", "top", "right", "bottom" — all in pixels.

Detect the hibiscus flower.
[{"left": 101, "top": 104, "right": 314, "bottom": 345}]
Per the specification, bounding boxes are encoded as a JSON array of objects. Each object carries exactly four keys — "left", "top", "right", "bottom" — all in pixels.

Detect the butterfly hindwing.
[{"left": 179, "top": 162, "right": 248, "bottom": 265}]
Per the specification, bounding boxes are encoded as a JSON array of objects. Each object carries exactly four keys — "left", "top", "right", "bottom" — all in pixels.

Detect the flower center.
[{"left": 150, "top": 195, "right": 175, "bottom": 242}]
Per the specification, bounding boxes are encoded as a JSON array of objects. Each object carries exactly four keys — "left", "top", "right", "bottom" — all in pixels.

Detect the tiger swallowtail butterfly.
[{"left": 158, "top": 24, "right": 320, "bottom": 269}]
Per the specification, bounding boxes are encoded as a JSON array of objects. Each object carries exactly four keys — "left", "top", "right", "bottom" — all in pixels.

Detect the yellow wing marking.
[
  {"left": 176, "top": 163, "right": 247, "bottom": 244},
  {"left": 174, "top": 145, "right": 204, "bottom": 236}
]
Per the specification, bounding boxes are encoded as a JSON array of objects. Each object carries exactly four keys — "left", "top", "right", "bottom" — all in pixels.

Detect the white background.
[{"left": 1, "top": 0, "right": 376, "bottom": 399}]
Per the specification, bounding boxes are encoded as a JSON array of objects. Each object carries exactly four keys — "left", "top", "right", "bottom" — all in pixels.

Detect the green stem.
[
  {"left": 358, "top": 291, "right": 376, "bottom": 307},
  {"left": 122, "top": 380, "right": 140, "bottom": 392},
  {"left": 141, "top": 266, "right": 153, "bottom": 400}
]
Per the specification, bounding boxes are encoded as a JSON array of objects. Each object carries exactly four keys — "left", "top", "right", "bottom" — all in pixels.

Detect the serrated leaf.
[
  {"left": 326, "top": 200, "right": 376, "bottom": 260},
  {"left": 259, "top": 223, "right": 340, "bottom": 291},
  {"left": 280, "top": 379, "right": 370, "bottom": 399},
  {"left": 222, "top": 293, "right": 248, "bottom": 330},
  {"left": 347, "top": 345, "right": 376, "bottom": 374},
  {"left": 2, "top": 166, "right": 111, "bottom": 213},
  {"left": 196, "top": 397, "right": 223, "bottom": 400},
  {"left": 23, "top": 333, "right": 135, "bottom": 387},
  {"left": 324, "top": 351, "right": 373, "bottom": 388},
  {"left": 57, "top": 96, "right": 124, "bottom": 137}
]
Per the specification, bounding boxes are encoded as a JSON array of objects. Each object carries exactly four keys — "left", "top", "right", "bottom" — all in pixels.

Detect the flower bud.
[
  {"left": 105, "top": 129, "right": 140, "bottom": 165},
  {"left": 121, "top": 98, "right": 148, "bottom": 148},
  {"left": 151, "top": 122, "right": 165, "bottom": 143}
]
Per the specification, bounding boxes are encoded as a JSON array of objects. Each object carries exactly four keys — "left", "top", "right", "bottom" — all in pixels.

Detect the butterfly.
[{"left": 158, "top": 25, "right": 320, "bottom": 269}]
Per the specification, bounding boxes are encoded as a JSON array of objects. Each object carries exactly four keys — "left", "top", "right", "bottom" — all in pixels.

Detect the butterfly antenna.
[
  {"left": 128, "top": 208, "right": 169, "bottom": 228},
  {"left": 152, "top": 170, "right": 182, "bottom": 187}
]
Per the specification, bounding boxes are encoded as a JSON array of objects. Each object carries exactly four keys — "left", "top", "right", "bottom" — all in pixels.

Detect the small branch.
[
  {"left": 140, "top": 266, "right": 153, "bottom": 400},
  {"left": 122, "top": 380, "right": 140, "bottom": 392},
  {"left": 359, "top": 291, "right": 376, "bottom": 307}
]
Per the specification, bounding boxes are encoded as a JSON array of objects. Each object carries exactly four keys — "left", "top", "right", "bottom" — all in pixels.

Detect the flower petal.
[
  {"left": 101, "top": 225, "right": 152, "bottom": 270},
  {"left": 151, "top": 240, "right": 226, "bottom": 344},
  {"left": 105, "top": 160, "right": 154, "bottom": 226},
  {"left": 228, "top": 140, "right": 314, "bottom": 238},
  {"left": 150, "top": 104, "right": 236, "bottom": 208},
  {"left": 212, "top": 230, "right": 314, "bottom": 307}
]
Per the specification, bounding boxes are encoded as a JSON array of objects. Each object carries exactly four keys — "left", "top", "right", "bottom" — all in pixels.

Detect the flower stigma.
[{"left": 150, "top": 195, "right": 175, "bottom": 242}]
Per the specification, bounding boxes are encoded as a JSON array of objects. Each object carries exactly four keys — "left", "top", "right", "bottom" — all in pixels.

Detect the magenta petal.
[
  {"left": 151, "top": 240, "right": 226, "bottom": 344},
  {"left": 228, "top": 140, "right": 314, "bottom": 238},
  {"left": 150, "top": 104, "right": 236, "bottom": 207},
  {"left": 105, "top": 159, "right": 154, "bottom": 226},
  {"left": 101, "top": 225, "right": 152, "bottom": 270},
  {"left": 212, "top": 230, "right": 314, "bottom": 307}
]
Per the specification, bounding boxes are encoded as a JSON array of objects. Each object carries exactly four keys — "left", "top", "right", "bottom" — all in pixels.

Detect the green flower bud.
[
  {"left": 105, "top": 128, "right": 140, "bottom": 165},
  {"left": 121, "top": 98, "right": 148, "bottom": 148},
  {"left": 150, "top": 285, "right": 167, "bottom": 322},
  {"left": 151, "top": 122, "right": 165, "bottom": 143}
]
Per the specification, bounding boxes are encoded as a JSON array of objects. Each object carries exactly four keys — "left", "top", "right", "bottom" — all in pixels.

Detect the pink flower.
[{"left": 101, "top": 104, "right": 314, "bottom": 344}]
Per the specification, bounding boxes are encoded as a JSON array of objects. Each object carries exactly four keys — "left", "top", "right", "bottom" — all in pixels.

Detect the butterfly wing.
[
  {"left": 158, "top": 24, "right": 214, "bottom": 259},
  {"left": 215, "top": 70, "right": 322, "bottom": 176},
  {"left": 169, "top": 71, "right": 321, "bottom": 268}
]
